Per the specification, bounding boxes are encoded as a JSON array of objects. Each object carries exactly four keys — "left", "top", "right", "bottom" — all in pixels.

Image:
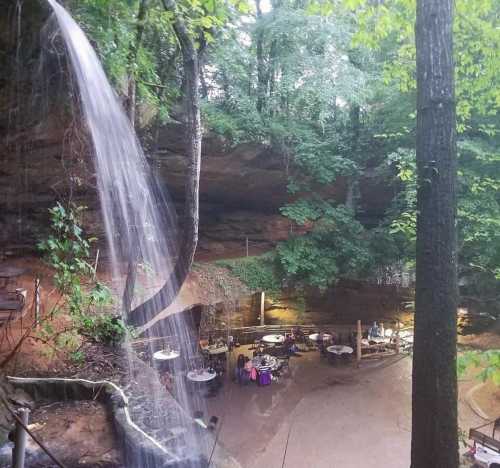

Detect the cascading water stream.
[{"left": 44, "top": 1, "right": 208, "bottom": 465}]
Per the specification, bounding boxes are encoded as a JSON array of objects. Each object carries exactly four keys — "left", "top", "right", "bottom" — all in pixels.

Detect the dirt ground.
[{"left": 0, "top": 400, "right": 123, "bottom": 468}]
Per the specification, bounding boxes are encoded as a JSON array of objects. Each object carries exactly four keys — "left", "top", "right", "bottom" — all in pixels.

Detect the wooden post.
[
  {"left": 396, "top": 319, "right": 401, "bottom": 354},
  {"left": 34, "top": 278, "right": 40, "bottom": 327},
  {"left": 93, "top": 249, "right": 100, "bottom": 280},
  {"left": 260, "top": 291, "right": 265, "bottom": 326},
  {"left": 13, "top": 407, "right": 29, "bottom": 468},
  {"left": 356, "top": 320, "right": 362, "bottom": 367},
  {"left": 245, "top": 237, "right": 249, "bottom": 257}
]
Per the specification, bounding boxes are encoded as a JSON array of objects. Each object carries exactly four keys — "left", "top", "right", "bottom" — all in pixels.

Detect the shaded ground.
[{"left": 201, "top": 345, "right": 492, "bottom": 468}]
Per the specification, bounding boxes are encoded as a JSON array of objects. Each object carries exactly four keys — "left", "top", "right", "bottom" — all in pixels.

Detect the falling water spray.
[{"left": 43, "top": 0, "right": 209, "bottom": 465}]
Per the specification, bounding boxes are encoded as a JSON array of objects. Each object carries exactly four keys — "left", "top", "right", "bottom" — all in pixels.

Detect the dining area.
[
  {"left": 139, "top": 318, "right": 414, "bottom": 407},
  {"left": 143, "top": 333, "right": 232, "bottom": 400}
]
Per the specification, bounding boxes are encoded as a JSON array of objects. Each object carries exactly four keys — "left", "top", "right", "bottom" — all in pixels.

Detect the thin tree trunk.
[
  {"left": 255, "top": 0, "right": 266, "bottom": 114},
  {"left": 411, "top": 0, "right": 458, "bottom": 467},
  {"left": 126, "top": 0, "right": 148, "bottom": 126},
  {"left": 127, "top": 0, "right": 201, "bottom": 327},
  {"left": 345, "top": 104, "right": 360, "bottom": 211},
  {"left": 122, "top": 0, "right": 148, "bottom": 315}
]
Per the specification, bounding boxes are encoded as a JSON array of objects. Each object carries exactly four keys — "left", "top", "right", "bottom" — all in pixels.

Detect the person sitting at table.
[
  {"left": 244, "top": 356, "right": 253, "bottom": 373},
  {"left": 283, "top": 334, "right": 299, "bottom": 356},
  {"left": 239, "top": 356, "right": 252, "bottom": 385},
  {"left": 235, "top": 354, "right": 245, "bottom": 383},
  {"left": 253, "top": 344, "right": 265, "bottom": 357},
  {"left": 292, "top": 326, "right": 304, "bottom": 342},
  {"left": 318, "top": 340, "right": 327, "bottom": 357},
  {"left": 199, "top": 338, "right": 209, "bottom": 349},
  {"left": 368, "top": 321, "right": 381, "bottom": 339}
]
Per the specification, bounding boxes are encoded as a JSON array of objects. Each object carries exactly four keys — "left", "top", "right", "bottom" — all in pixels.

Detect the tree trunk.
[
  {"left": 198, "top": 31, "right": 209, "bottom": 99},
  {"left": 411, "top": 0, "right": 458, "bottom": 467},
  {"left": 255, "top": 0, "right": 266, "bottom": 114},
  {"left": 345, "top": 104, "right": 360, "bottom": 211},
  {"left": 126, "top": 0, "right": 201, "bottom": 327},
  {"left": 126, "top": 0, "right": 148, "bottom": 127}
]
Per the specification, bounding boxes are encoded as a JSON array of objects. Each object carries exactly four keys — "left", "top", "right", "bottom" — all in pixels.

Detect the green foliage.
[
  {"left": 341, "top": 0, "right": 500, "bottom": 130},
  {"left": 203, "top": 101, "right": 266, "bottom": 144},
  {"left": 38, "top": 204, "right": 127, "bottom": 354},
  {"left": 387, "top": 135, "right": 500, "bottom": 313},
  {"left": 79, "top": 314, "right": 129, "bottom": 346},
  {"left": 458, "top": 351, "right": 500, "bottom": 386},
  {"left": 70, "top": 0, "right": 498, "bottom": 310},
  {"left": 216, "top": 253, "right": 282, "bottom": 294},
  {"left": 38, "top": 203, "right": 97, "bottom": 314},
  {"left": 277, "top": 206, "right": 374, "bottom": 290}
]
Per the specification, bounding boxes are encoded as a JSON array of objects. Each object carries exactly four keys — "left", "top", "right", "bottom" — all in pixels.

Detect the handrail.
[{"left": 0, "top": 393, "right": 67, "bottom": 468}]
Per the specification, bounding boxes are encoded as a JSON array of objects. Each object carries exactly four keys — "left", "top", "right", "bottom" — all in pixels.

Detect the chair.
[
  {"left": 208, "top": 416, "right": 218, "bottom": 431},
  {"left": 327, "top": 353, "right": 338, "bottom": 366},
  {"left": 305, "top": 337, "right": 316, "bottom": 351},
  {"left": 0, "top": 289, "right": 27, "bottom": 328},
  {"left": 277, "top": 355, "right": 290, "bottom": 372},
  {"left": 268, "top": 345, "right": 285, "bottom": 357},
  {"left": 249, "top": 338, "right": 261, "bottom": 350}
]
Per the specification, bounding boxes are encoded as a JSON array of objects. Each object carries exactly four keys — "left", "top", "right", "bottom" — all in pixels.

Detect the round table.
[
  {"left": 252, "top": 354, "right": 280, "bottom": 371},
  {"left": 262, "top": 334, "right": 284, "bottom": 344},
  {"left": 153, "top": 349, "right": 180, "bottom": 361},
  {"left": 327, "top": 345, "right": 353, "bottom": 355},
  {"left": 309, "top": 333, "right": 332, "bottom": 342},
  {"left": 187, "top": 369, "right": 217, "bottom": 382},
  {"left": 202, "top": 344, "right": 229, "bottom": 355}
]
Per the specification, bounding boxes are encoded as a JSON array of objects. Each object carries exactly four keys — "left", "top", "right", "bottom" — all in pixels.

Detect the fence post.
[
  {"left": 356, "top": 320, "right": 362, "bottom": 367},
  {"left": 396, "top": 319, "right": 401, "bottom": 354},
  {"left": 13, "top": 407, "right": 30, "bottom": 468},
  {"left": 34, "top": 278, "right": 40, "bottom": 327},
  {"left": 260, "top": 292, "right": 265, "bottom": 326}
]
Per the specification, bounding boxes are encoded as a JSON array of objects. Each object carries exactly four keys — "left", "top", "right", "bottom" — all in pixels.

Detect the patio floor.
[{"left": 201, "top": 346, "right": 413, "bottom": 468}]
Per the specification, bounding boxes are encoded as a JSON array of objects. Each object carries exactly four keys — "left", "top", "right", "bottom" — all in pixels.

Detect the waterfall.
[{"left": 44, "top": 1, "right": 208, "bottom": 465}]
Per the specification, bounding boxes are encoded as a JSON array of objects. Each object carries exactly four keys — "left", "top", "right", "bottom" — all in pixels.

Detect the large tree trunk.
[
  {"left": 126, "top": 0, "right": 201, "bottom": 327},
  {"left": 411, "top": 0, "right": 458, "bottom": 467}
]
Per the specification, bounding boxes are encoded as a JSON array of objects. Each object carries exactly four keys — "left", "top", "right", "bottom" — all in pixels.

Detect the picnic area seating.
[{"left": 0, "top": 289, "right": 27, "bottom": 326}]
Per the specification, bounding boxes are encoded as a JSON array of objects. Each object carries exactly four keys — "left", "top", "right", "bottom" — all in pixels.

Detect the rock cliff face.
[{"left": 0, "top": 1, "right": 394, "bottom": 261}]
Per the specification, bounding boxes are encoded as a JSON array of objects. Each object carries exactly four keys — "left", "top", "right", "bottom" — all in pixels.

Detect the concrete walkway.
[
  {"left": 206, "top": 347, "right": 482, "bottom": 468},
  {"left": 205, "top": 348, "right": 413, "bottom": 468}
]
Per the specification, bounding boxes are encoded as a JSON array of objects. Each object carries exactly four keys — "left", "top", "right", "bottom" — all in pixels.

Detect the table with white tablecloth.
[{"left": 187, "top": 369, "right": 217, "bottom": 382}]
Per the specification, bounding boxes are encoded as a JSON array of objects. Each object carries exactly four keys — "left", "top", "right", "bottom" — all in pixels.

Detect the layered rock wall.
[{"left": 0, "top": 1, "right": 394, "bottom": 262}]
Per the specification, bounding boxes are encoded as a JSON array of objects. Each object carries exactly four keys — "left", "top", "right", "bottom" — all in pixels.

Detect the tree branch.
[{"left": 126, "top": 0, "right": 201, "bottom": 328}]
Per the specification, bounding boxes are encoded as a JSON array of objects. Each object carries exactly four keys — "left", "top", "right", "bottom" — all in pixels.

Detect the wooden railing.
[{"left": 469, "top": 418, "right": 500, "bottom": 452}]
